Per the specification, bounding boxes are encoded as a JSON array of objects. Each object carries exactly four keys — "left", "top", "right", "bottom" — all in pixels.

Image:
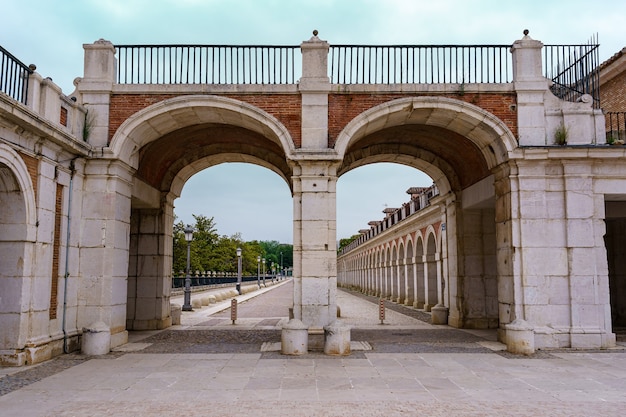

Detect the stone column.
[
  {"left": 291, "top": 159, "right": 340, "bottom": 329},
  {"left": 78, "top": 159, "right": 133, "bottom": 348},
  {"left": 412, "top": 256, "right": 420, "bottom": 308},
  {"left": 396, "top": 259, "right": 403, "bottom": 304}
]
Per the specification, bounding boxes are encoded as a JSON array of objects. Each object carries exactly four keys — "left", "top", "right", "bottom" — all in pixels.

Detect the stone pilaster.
[
  {"left": 127, "top": 196, "right": 174, "bottom": 331},
  {"left": 511, "top": 31, "right": 551, "bottom": 146},
  {"left": 299, "top": 31, "right": 330, "bottom": 149},
  {"left": 78, "top": 159, "right": 132, "bottom": 348},
  {"left": 76, "top": 39, "right": 116, "bottom": 147}
]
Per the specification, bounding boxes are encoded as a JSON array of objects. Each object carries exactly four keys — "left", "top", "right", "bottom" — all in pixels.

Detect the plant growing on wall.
[
  {"left": 554, "top": 123, "right": 568, "bottom": 145},
  {"left": 82, "top": 110, "right": 95, "bottom": 142}
]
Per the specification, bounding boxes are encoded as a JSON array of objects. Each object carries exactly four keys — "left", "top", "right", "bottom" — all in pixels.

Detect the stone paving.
[{"left": 1, "top": 280, "right": 625, "bottom": 416}]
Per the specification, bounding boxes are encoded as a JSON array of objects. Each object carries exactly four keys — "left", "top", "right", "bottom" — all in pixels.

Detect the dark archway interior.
[
  {"left": 339, "top": 124, "right": 491, "bottom": 192},
  {"left": 136, "top": 123, "right": 291, "bottom": 192}
]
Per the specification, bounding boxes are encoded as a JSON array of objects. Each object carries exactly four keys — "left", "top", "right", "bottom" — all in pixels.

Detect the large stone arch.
[
  {"left": 109, "top": 95, "right": 295, "bottom": 171},
  {"left": 114, "top": 96, "right": 296, "bottom": 331},
  {"left": 334, "top": 96, "right": 516, "bottom": 172},
  {"left": 0, "top": 144, "right": 37, "bottom": 365},
  {"left": 334, "top": 96, "right": 511, "bottom": 330}
]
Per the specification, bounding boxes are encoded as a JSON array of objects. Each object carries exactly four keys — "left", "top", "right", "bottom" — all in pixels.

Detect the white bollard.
[
  {"left": 281, "top": 319, "right": 309, "bottom": 355},
  {"left": 171, "top": 303, "right": 182, "bottom": 325},
  {"left": 81, "top": 321, "right": 111, "bottom": 356},
  {"left": 324, "top": 321, "right": 351, "bottom": 356}
]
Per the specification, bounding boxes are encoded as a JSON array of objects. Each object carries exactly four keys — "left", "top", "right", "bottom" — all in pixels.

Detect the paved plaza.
[{"left": 1, "top": 281, "right": 625, "bottom": 416}]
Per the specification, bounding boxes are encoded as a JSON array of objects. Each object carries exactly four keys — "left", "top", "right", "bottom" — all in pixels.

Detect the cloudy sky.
[{"left": 2, "top": 0, "right": 624, "bottom": 243}]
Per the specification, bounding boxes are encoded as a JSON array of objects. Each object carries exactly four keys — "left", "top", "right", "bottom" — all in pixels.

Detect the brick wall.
[
  {"left": 109, "top": 91, "right": 516, "bottom": 150},
  {"left": 50, "top": 184, "right": 63, "bottom": 320},
  {"left": 601, "top": 71, "right": 626, "bottom": 112},
  {"left": 19, "top": 152, "right": 38, "bottom": 202}
]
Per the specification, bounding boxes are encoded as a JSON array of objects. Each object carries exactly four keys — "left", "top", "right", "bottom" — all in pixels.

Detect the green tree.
[
  {"left": 172, "top": 215, "right": 293, "bottom": 276},
  {"left": 338, "top": 234, "right": 360, "bottom": 252}
]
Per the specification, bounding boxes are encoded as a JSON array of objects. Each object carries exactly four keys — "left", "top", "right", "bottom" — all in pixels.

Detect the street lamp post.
[
  {"left": 182, "top": 225, "right": 194, "bottom": 311},
  {"left": 257, "top": 255, "right": 261, "bottom": 289},
  {"left": 271, "top": 262, "right": 275, "bottom": 283},
  {"left": 262, "top": 258, "right": 266, "bottom": 287},
  {"left": 236, "top": 247, "right": 242, "bottom": 295}
]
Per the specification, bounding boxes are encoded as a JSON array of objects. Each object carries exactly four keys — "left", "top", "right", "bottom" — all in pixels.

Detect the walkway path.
[{"left": 1, "top": 280, "right": 625, "bottom": 416}]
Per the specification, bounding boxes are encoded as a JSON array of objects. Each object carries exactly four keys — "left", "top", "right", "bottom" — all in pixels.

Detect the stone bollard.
[
  {"left": 281, "top": 319, "right": 308, "bottom": 355},
  {"left": 324, "top": 321, "right": 351, "bottom": 356},
  {"left": 208, "top": 295, "right": 217, "bottom": 304},
  {"left": 192, "top": 298, "right": 202, "bottom": 309},
  {"left": 201, "top": 296, "right": 210, "bottom": 306},
  {"left": 431, "top": 304, "right": 449, "bottom": 325},
  {"left": 171, "top": 303, "right": 182, "bottom": 325},
  {"left": 81, "top": 321, "right": 111, "bottom": 356},
  {"left": 505, "top": 319, "right": 535, "bottom": 355}
]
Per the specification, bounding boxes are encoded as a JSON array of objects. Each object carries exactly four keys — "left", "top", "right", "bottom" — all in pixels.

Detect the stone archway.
[
  {"left": 0, "top": 145, "right": 37, "bottom": 365},
  {"left": 103, "top": 96, "right": 296, "bottom": 331},
  {"left": 334, "top": 96, "right": 514, "bottom": 334}
]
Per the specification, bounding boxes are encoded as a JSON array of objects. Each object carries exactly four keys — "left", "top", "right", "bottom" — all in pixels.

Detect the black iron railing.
[
  {"left": 544, "top": 38, "right": 600, "bottom": 108},
  {"left": 606, "top": 112, "right": 626, "bottom": 143},
  {"left": 115, "top": 45, "right": 300, "bottom": 84},
  {"left": 0, "top": 45, "right": 32, "bottom": 105},
  {"left": 329, "top": 45, "right": 513, "bottom": 84},
  {"left": 171, "top": 274, "right": 275, "bottom": 288}
]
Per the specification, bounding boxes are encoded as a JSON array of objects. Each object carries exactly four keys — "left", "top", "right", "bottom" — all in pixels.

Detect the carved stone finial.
[
  {"left": 313, "top": 30, "right": 318, "bottom": 36},
  {"left": 523, "top": 29, "right": 529, "bottom": 36},
  {"left": 28, "top": 64, "right": 37, "bottom": 71}
]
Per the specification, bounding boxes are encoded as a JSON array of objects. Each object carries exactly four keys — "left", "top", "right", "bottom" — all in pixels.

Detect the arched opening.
[
  {"left": 405, "top": 239, "right": 414, "bottom": 306},
  {"left": 425, "top": 232, "right": 438, "bottom": 312},
  {"left": 335, "top": 97, "right": 514, "bottom": 330},
  {"left": 605, "top": 197, "right": 626, "bottom": 334},
  {"left": 112, "top": 97, "right": 294, "bottom": 331},
  {"left": 0, "top": 146, "right": 36, "bottom": 363}
]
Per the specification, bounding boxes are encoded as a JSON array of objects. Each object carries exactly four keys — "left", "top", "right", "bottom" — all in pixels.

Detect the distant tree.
[
  {"left": 172, "top": 215, "right": 293, "bottom": 276},
  {"left": 338, "top": 234, "right": 361, "bottom": 251}
]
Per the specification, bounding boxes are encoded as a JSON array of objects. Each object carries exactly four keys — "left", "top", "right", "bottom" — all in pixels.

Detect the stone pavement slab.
[{"left": 2, "top": 281, "right": 626, "bottom": 416}]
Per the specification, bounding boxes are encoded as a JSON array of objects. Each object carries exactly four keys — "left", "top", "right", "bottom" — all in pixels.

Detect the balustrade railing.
[
  {"left": 329, "top": 44, "right": 512, "bottom": 84},
  {"left": 115, "top": 45, "right": 300, "bottom": 84},
  {"left": 0, "top": 45, "right": 32, "bottom": 104}
]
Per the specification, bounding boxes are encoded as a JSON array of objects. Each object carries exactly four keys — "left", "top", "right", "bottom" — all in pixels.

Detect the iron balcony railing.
[
  {"left": 0, "top": 45, "right": 32, "bottom": 105},
  {"left": 606, "top": 112, "right": 626, "bottom": 143},
  {"left": 115, "top": 45, "right": 300, "bottom": 84},
  {"left": 544, "top": 38, "right": 600, "bottom": 108},
  {"left": 329, "top": 45, "right": 513, "bottom": 84}
]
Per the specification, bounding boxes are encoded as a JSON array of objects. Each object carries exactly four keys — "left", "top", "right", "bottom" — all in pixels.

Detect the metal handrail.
[
  {"left": 115, "top": 44, "right": 300, "bottom": 84},
  {"left": 0, "top": 45, "right": 32, "bottom": 105},
  {"left": 329, "top": 44, "right": 513, "bottom": 84}
]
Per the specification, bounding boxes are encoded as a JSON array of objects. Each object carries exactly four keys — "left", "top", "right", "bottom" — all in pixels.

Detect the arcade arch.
[
  {"left": 109, "top": 96, "right": 296, "bottom": 330},
  {"left": 0, "top": 145, "right": 37, "bottom": 356},
  {"left": 335, "top": 96, "right": 516, "bottom": 330}
]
